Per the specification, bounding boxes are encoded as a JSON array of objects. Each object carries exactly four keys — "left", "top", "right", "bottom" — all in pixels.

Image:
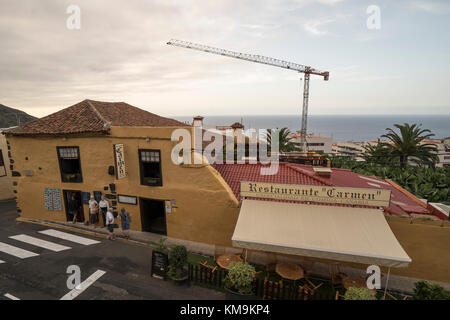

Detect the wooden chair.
[
  {"left": 198, "top": 261, "right": 217, "bottom": 282},
  {"left": 239, "top": 249, "right": 252, "bottom": 262},
  {"left": 300, "top": 259, "right": 315, "bottom": 279},
  {"left": 298, "top": 284, "right": 309, "bottom": 300},
  {"left": 328, "top": 263, "right": 348, "bottom": 289},
  {"left": 304, "top": 279, "right": 324, "bottom": 296},
  {"left": 335, "top": 290, "right": 345, "bottom": 300}
]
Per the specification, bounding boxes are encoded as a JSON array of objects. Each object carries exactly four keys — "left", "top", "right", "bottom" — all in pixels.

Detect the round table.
[
  {"left": 216, "top": 254, "right": 243, "bottom": 269},
  {"left": 275, "top": 263, "right": 304, "bottom": 281},
  {"left": 342, "top": 277, "right": 367, "bottom": 289}
]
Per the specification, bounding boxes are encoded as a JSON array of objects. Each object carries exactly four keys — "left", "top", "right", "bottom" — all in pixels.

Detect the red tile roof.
[
  {"left": 7, "top": 99, "right": 186, "bottom": 135},
  {"left": 212, "top": 162, "right": 437, "bottom": 218}
]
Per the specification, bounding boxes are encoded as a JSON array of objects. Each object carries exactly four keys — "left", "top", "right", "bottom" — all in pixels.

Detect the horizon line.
[{"left": 169, "top": 113, "right": 450, "bottom": 117}]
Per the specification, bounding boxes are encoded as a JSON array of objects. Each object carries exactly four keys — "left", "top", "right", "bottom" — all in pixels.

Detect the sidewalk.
[
  {"left": 16, "top": 215, "right": 450, "bottom": 295},
  {"left": 16, "top": 216, "right": 218, "bottom": 256}
]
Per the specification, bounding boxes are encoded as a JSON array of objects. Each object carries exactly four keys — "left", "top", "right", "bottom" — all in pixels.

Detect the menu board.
[
  {"left": 44, "top": 188, "right": 62, "bottom": 211},
  {"left": 151, "top": 251, "right": 168, "bottom": 280},
  {"left": 52, "top": 188, "right": 62, "bottom": 211},
  {"left": 44, "top": 188, "right": 53, "bottom": 210},
  {"left": 93, "top": 191, "right": 102, "bottom": 202},
  {"left": 114, "top": 144, "right": 126, "bottom": 179}
]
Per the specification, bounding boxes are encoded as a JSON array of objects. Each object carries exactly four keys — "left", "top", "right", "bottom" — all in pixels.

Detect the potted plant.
[
  {"left": 167, "top": 245, "right": 189, "bottom": 285},
  {"left": 224, "top": 261, "right": 256, "bottom": 300},
  {"left": 344, "top": 287, "right": 377, "bottom": 300},
  {"left": 413, "top": 280, "right": 450, "bottom": 300},
  {"left": 153, "top": 238, "right": 169, "bottom": 253}
]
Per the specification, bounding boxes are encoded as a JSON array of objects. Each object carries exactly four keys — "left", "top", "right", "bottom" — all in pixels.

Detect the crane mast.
[{"left": 167, "top": 39, "right": 329, "bottom": 152}]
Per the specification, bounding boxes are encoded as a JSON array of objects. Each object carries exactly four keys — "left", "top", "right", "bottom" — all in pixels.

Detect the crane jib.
[
  {"left": 167, "top": 39, "right": 329, "bottom": 81},
  {"left": 167, "top": 39, "right": 330, "bottom": 153}
]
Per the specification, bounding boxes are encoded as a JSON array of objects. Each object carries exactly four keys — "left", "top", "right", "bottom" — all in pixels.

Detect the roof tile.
[{"left": 8, "top": 99, "right": 186, "bottom": 135}]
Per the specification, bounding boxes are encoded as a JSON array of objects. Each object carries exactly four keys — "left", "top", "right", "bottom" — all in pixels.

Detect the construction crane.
[{"left": 167, "top": 39, "right": 329, "bottom": 152}]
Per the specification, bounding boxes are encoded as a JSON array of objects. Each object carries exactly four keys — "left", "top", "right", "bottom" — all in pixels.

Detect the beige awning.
[{"left": 232, "top": 200, "right": 411, "bottom": 268}]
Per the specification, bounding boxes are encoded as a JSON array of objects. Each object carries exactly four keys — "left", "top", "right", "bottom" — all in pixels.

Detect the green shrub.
[
  {"left": 344, "top": 287, "right": 377, "bottom": 300},
  {"left": 168, "top": 245, "right": 187, "bottom": 278},
  {"left": 413, "top": 281, "right": 450, "bottom": 300},
  {"left": 151, "top": 238, "right": 169, "bottom": 253},
  {"left": 224, "top": 262, "right": 256, "bottom": 295}
]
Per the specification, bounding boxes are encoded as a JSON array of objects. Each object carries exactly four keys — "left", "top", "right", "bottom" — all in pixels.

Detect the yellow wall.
[
  {"left": 286, "top": 216, "right": 450, "bottom": 284},
  {"left": 6, "top": 126, "right": 239, "bottom": 246},
  {"left": 6, "top": 127, "right": 450, "bottom": 283},
  {"left": 0, "top": 133, "right": 14, "bottom": 201},
  {"left": 386, "top": 217, "right": 450, "bottom": 283}
]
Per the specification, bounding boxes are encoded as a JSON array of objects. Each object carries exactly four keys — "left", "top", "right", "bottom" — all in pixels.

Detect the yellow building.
[
  {"left": 5, "top": 100, "right": 240, "bottom": 246},
  {"left": 4, "top": 99, "right": 450, "bottom": 284},
  {"left": 0, "top": 129, "right": 14, "bottom": 201}
]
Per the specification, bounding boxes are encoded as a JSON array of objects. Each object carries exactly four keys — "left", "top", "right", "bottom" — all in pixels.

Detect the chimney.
[
  {"left": 230, "top": 122, "right": 244, "bottom": 131},
  {"left": 313, "top": 167, "right": 332, "bottom": 178},
  {"left": 193, "top": 115, "right": 204, "bottom": 128}
]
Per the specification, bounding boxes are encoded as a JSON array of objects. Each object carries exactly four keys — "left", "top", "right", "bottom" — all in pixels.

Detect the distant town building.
[
  {"left": 289, "top": 132, "right": 333, "bottom": 155},
  {"left": 331, "top": 142, "right": 366, "bottom": 158},
  {"left": 424, "top": 138, "right": 450, "bottom": 168},
  {"left": 215, "top": 121, "right": 245, "bottom": 132}
]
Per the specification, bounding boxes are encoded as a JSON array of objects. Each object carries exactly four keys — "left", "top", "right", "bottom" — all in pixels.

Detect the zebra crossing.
[{"left": 0, "top": 229, "right": 101, "bottom": 263}]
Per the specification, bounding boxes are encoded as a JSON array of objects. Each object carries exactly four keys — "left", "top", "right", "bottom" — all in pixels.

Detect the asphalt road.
[{"left": 0, "top": 200, "right": 224, "bottom": 300}]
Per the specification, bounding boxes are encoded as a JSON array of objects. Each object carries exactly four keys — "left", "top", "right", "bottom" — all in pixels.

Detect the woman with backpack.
[{"left": 119, "top": 208, "right": 131, "bottom": 239}]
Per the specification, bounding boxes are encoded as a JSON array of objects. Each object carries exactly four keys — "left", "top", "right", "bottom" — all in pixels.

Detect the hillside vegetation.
[
  {"left": 0, "top": 104, "right": 37, "bottom": 128},
  {"left": 331, "top": 157, "right": 450, "bottom": 205}
]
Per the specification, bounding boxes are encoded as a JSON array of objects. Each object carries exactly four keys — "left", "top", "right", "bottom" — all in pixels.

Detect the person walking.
[
  {"left": 68, "top": 194, "right": 79, "bottom": 224},
  {"left": 98, "top": 195, "right": 110, "bottom": 227},
  {"left": 106, "top": 208, "right": 115, "bottom": 240},
  {"left": 88, "top": 196, "right": 99, "bottom": 226},
  {"left": 119, "top": 208, "right": 131, "bottom": 239}
]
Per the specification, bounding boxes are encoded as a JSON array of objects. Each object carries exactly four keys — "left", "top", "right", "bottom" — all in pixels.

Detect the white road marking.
[
  {"left": 38, "top": 229, "right": 100, "bottom": 246},
  {"left": 60, "top": 270, "right": 106, "bottom": 300},
  {"left": 4, "top": 293, "right": 20, "bottom": 300},
  {"left": 0, "top": 242, "right": 39, "bottom": 259},
  {"left": 9, "top": 234, "right": 71, "bottom": 252},
  {"left": 0, "top": 260, "right": 4, "bottom": 264}
]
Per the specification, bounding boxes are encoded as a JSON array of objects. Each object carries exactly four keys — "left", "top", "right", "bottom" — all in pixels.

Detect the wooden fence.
[{"left": 188, "top": 263, "right": 335, "bottom": 300}]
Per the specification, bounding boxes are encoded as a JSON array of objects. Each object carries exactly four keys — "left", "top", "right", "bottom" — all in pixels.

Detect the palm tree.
[
  {"left": 362, "top": 139, "right": 393, "bottom": 165},
  {"left": 381, "top": 123, "right": 438, "bottom": 168},
  {"left": 266, "top": 127, "right": 301, "bottom": 153}
]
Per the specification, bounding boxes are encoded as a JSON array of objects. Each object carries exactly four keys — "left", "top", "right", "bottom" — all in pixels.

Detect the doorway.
[
  {"left": 139, "top": 198, "right": 166, "bottom": 235},
  {"left": 63, "top": 190, "right": 85, "bottom": 222}
]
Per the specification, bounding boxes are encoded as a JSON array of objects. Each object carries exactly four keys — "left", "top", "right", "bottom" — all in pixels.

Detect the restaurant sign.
[
  {"left": 114, "top": 144, "right": 126, "bottom": 179},
  {"left": 240, "top": 181, "right": 391, "bottom": 207}
]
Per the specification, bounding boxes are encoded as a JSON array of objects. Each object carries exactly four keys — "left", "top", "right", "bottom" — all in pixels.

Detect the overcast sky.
[{"left": 1, "top": 0, "right": 449, "bottom": 118}]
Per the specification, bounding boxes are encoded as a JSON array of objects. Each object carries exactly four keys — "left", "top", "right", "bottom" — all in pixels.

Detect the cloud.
[
  {"left": 303, "top": 19, "right": 336, "bottom": 36},
  {"left": 0, "top": 0, "right": 449, "bottom": 117},
  {"left": 317, "top": 0, "right": 344, "bottom": 5},
  {"left": 412, "top": 1, "right": 450, "bottom": 14}
]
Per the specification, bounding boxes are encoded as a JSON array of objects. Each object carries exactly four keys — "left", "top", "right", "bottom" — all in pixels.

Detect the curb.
[{"left": 16, "top": 217, "right": 156, "bottom": 249}]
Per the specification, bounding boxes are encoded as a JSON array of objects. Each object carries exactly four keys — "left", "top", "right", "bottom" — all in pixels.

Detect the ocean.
[{"left": 173, "top": 115, "right": 450, "bottom": 142}]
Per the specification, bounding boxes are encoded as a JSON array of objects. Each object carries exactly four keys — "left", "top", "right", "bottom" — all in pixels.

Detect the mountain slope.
[{"left": 0, "top": 104, "right": 37, "bottom": 128}]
